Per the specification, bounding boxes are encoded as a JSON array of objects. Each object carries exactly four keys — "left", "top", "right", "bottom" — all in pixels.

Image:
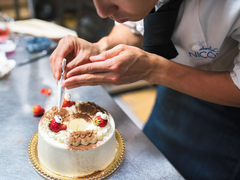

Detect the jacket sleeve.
[{"left": 230, "top": 13, "right": 240, "bottom": 90}]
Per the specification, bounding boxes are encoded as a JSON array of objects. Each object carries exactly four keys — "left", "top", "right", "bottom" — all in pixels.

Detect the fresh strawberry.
[
  {"left": 44, "top": 89, "right": 51, "bottom": 95},
  {"left": 62, "top": 98, "right": 75, "bottom": 108},
  {"left": 49, "top": 119, "right": 67, "bottom": 132},
  {"left": 40, "top": 88, "right": 45, "bottom": 93},
  {"left": 32, "top": 105, "right": 45, "bottom": 116},
  {"left": 93, "top": 116, "right": 108, "bottom": 127},
  {"left": 40, "top": 88, "right": 51, "bottom": 95},
  {"left": 0, "top": 27, "right": 10, "bottom": 35}
]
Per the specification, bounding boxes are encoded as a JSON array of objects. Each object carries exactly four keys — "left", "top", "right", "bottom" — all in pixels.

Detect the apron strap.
[{"left": 143, "top": 0, "right": 183, "bottom": 59}]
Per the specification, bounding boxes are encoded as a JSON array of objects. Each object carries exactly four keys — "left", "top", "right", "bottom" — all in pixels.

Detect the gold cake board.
[{"left": 28, "top": 129, "right": 125, "bottom": 180}]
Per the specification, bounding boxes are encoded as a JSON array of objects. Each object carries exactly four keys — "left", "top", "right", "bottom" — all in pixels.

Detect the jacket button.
[
  {"left": 191, "top": 44, "right": 202, "bottom": 51},
  {"left": 136, "top": 24, "right": 143, "bottom": 32}
]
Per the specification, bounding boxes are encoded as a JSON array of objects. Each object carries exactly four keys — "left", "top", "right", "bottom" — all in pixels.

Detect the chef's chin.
[{"left": 112, "top": 18, "right": 128, "bottom": 23}]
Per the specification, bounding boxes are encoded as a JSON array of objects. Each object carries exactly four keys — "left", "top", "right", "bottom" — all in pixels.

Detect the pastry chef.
[{"left": 49, "top": 0, "right": 240, "bottom": 179}]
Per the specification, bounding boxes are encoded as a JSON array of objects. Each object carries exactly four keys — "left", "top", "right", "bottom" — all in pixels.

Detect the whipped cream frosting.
[
  {"left": 64, "top": 92, "right": 71, "bottom": 101},
  {"left": 54, "top": 115, "right": 62, "bottom": 123},
  {"left": 39, "top": 101, "right": 112, "bottom": 147},
  {"left": 40, "top": 117, "right": 111, "bottom": 146}
]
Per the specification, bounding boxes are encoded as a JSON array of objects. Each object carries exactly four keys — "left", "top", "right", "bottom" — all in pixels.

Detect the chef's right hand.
[{"left": 49, "top": 35, "right": 101, "bottom": 83}]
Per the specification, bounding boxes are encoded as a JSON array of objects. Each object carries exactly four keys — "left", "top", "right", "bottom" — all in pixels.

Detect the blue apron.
[{"left": 143, "top": 86, "right": 240, "bottom": 180}]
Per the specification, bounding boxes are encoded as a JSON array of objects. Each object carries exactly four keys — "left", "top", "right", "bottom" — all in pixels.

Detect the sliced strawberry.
[
  {"left": 0, "top": 27, "right": 10, "bottom": 35},
  {"left": 40, "top": 88, "right": 45, "bottom": 93},
  {"left": 93, "top": 116, "right": 108, "bottom": 127},
  {"left": 32, "top": 105, "right": 45, "bottom": 116},
  {"left": 40, "top": 88, "right": 51, "bottom": 95},
  {"left": 49, "top": 119, "right": 59, "bottom": 131},
  {"left": 45, "top": 89, "right": 52, "bottom": 95},
  {"left": 62, "top": 98, "right": 75, "bottom": 108},
  {"left": 49, "top": 119, "right": 67, "bottom": 132}
]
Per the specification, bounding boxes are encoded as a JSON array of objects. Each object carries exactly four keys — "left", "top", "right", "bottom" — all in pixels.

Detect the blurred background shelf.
[{"left": 0, "top": 0, "right": 114, "bottom": 42}]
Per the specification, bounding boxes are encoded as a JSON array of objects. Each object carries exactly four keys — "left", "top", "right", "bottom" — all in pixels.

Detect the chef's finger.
[
  {"left": 49, "top": 36, "right": 76, "bottom": 80},
  {"left": 66, "top": 60, "right": 111, "bottom": 78},
  {"left": 63, "top": 73, "right": 118, "bottom": 89},
  {"left": 89, "top": 44, "right": 124, "bottom": 62},
  {"left": 49, "top": 39, "right": 67, "bottom": 81},
  {"left": 65, "top": 53, "right": 90, "bottom": 73}
]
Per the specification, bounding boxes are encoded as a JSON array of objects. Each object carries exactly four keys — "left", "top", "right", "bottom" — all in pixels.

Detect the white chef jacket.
[{"left": 116, "top": 0, "right": 240, "bottom": 89}]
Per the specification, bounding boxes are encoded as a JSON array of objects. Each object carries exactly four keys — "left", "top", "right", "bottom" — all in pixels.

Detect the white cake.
[{"left": 38, "top": 97, "right": 116, "bottom": 177}]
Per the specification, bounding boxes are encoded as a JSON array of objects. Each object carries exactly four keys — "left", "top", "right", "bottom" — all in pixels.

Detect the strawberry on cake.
[{"left": 38, "top": 92, "right": 116, "bottom": 177}]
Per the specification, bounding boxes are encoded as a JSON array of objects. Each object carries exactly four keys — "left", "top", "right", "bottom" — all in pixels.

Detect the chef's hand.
[
  {"left": 63, "top": 44, "right": 158, "bottom": 89},
  {"left": 49, "top": 35, "right": 100, "bottom": 83}
]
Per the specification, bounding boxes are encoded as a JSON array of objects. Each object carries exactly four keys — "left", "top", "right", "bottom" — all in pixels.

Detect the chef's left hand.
[{"left": 63, "top": 44, "right": 157, "bottom": 89}]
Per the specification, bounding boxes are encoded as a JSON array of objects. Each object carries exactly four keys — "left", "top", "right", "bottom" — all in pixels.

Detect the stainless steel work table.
[{"left": 0, "top": 45, "right": 184, "bottom": 180}]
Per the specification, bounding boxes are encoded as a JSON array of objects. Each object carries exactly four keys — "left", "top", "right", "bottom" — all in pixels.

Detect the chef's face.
[{"left": 93, "top": 0, "right": 158, "bottom": 23}]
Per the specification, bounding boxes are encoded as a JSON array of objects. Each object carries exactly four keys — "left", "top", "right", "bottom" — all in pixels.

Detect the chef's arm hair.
[{"left": 93, "top": 24, "right": 143, "bottom": 53}]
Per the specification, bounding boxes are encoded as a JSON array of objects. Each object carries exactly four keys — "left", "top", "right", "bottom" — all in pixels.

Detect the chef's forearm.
[
  {"left": 147, "top": 55, "right": 240, "bottom": 107},
  {"left": 94, "top": 24, "right": 143, "bottom": 53}
]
